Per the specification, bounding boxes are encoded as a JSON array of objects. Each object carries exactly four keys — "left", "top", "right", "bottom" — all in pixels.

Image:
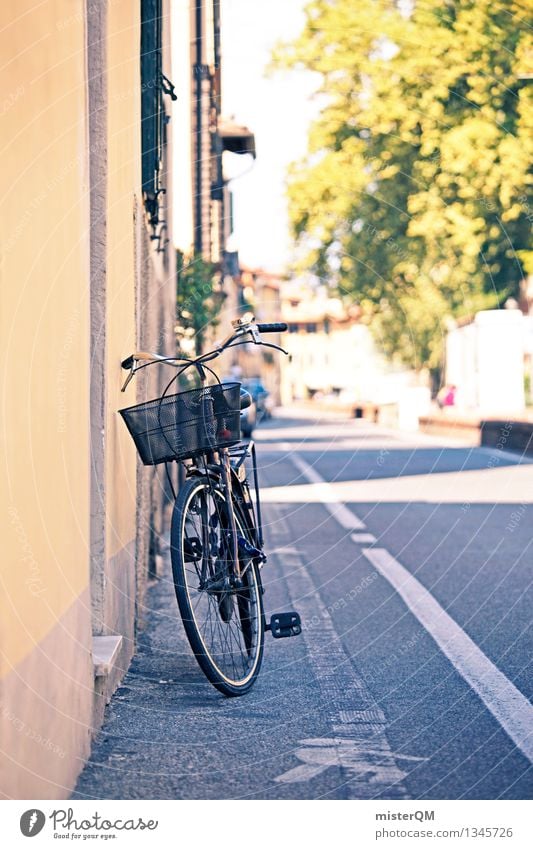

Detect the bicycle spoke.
[{"left": 175, "top": 479, "right": 263, "bottom": 688}]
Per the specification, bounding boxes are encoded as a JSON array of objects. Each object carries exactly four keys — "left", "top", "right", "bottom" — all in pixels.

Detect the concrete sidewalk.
[
  {"left": 72, "top": 513, "right": 405, "bottom": 800},
  {"left": 73, "top": 545, "right": 326, "bottom": 799}
]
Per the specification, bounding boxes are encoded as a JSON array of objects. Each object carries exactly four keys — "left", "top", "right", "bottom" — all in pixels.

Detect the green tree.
[
  {"left": 276, "top": 0, "right": 532, "bottom": 372},
  {"left": 176, "top": 253, "right": 223, "bottom": 355}
]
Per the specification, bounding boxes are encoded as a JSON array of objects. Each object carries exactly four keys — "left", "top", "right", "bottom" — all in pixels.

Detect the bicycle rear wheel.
[{"left": 170, "top": 475, "right": 264, "bottom": 696}]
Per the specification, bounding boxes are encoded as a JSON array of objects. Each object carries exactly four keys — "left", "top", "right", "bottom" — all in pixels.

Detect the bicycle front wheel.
[{"left": 170, "top": 475, "right": 264, "bottom": 696}]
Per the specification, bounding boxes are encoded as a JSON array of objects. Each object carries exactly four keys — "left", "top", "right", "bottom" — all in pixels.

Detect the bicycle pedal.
[{"left": 267, "top": 611, "right": 302, "bottom": 639}]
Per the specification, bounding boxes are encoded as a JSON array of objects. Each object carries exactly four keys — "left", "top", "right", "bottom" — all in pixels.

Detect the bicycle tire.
[{"left": 170, "top": 475, "right": 265, "bottom": 696}]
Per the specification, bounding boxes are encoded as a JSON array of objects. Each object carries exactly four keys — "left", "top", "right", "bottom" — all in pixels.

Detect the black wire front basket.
[{"left": 119, "top": 382, "right": 242, "bottom": 465}]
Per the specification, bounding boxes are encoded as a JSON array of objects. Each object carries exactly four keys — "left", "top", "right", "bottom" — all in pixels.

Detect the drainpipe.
[{"left": 194, "top": 1, "right": 203, "bottom": 255}]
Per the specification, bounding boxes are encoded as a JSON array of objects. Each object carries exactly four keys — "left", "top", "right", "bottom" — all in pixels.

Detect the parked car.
[
  {"left": 240, "top": 394, "right": 257, "bottom": 438},
  {"left": 241, "top": 378, "right": 273, "bottom": 421}
]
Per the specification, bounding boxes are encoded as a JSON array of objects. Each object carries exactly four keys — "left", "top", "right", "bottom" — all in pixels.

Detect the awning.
[{"left": 219, "top": 120, "right": 256, "bottom": 158}]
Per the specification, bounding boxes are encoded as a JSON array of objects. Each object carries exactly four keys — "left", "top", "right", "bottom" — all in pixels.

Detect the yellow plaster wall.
[
  {"left": 105, "top": 2, "right": 141, "bottom": 560},
  {"left": 0, "top": 1, "right": 91, "bottom": 676}
]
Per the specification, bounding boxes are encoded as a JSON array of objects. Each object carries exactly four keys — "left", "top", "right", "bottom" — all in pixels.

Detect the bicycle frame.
[
  {"left": 186, "top": 442, "right": 263, "bottom": 584},
  {"left": 121, "top": 315, "right": 286, "bottom": 583},
  {"left": 228, "top": 441, "right": 263, "bottom": 548},
  {"left": 119, "top": 317, "right": 303, "bottom": 694}
]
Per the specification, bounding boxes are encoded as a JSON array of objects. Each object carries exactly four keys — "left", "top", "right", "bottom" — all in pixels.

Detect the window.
[{"left": 140, "top": 0, "right": 175, "bottom": 232}]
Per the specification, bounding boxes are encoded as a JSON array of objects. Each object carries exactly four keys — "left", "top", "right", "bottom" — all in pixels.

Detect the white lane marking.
[
  {"left": 351, "top": 533, "right": 377, "bottom": 544},
  {"left": 363, "top": 548, "right": 533, "bottom": 764},
  {"left": 275, "top": 738, "right": 425, "bottom": 786},
  {"left": 288, "top": 450, "right": 366, "bottom": 531}
]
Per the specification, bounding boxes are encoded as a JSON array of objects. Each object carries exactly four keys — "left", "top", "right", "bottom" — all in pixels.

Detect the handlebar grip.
[
  {"left": 257, "top": 323, "right": 288, "bottom": 334},
  {"left": 121, "top": 355, "right": 134, "bottom": 370}
]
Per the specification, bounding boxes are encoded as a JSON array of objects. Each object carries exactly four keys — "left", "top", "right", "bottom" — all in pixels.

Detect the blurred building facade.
[
  {"left": 222, "top": 267, "right": 283, "bottom": 403},
  {"left": 280, "top": 278, "right": 370, "bottom": 404},
  {"left": 173, "top": 0, "right": 256, "bottom": 324},
  {"left": 279, "top": 277, "right": 431, "bottom": 429},
  {"left": 0, "top": 0, "right": 176, "bottom": 798},
  {"left": 1, "top": 0, "right": 260, "bottom": 800}
]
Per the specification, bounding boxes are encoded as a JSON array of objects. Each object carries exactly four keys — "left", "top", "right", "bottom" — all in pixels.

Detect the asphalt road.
[{"left": 74, "top": 410, "right": 533, "bottom": 800}]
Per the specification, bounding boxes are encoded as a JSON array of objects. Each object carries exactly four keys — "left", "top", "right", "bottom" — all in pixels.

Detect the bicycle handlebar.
[
  {"left": 256, "top": 322, "right": 287, "bottom": 333},
  {"left": 120, "top": 316, "right": 288, "bottom": 391}
]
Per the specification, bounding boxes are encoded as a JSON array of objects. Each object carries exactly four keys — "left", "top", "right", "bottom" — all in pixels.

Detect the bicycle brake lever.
[{"left": 121, "top": 366, "right": 135, "bottom": 392}]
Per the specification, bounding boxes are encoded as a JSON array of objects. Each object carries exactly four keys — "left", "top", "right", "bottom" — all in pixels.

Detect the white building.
[
  {"left": 446, "top": 309, "right": 527, "bottom": 416},
  {"left": 279, "top": 277, "right": 430, "bottom": 428}
]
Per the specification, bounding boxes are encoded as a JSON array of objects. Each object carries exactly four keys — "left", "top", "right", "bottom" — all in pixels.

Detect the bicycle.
[{"left": 118, "top": 316, "right": 302, "bottom": 696}]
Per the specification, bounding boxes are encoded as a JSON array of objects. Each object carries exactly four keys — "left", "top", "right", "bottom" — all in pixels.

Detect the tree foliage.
[
  {"left": 276, "top": 0, "right": 533, "bottom": 370},
  {"left": 176, "top": 253, "right": 222, "bottom": 355}
]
